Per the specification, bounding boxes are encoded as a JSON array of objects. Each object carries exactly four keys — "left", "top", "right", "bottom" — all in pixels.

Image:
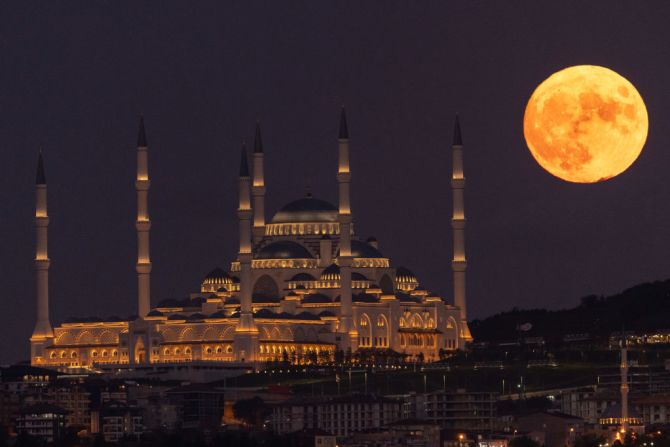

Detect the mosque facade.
[{"left": 30, "top": 111, "right": 472, "bottom": 370}]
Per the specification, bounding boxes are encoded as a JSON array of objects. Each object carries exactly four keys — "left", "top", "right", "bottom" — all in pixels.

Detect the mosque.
[{"left": 29, "top": 110, "right": 472, "bottom": 370}]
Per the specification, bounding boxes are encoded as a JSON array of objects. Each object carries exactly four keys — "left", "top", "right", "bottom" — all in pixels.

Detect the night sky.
[{"left": 2, "top": 1, "right": 670, "bottom": 363}]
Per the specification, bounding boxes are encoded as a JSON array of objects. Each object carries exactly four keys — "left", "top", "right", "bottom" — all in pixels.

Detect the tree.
[
  {"left": 575, "top": 434, "right": 607, "bottom": 447},
  {"left": 233, "top": 397, "right": 269, "bottom": 427}
]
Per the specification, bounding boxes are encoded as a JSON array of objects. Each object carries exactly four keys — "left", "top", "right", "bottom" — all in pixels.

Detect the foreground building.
[
  {"left": 30, "top": 111, "right": 471, "bottom": 370},
  {"left": 271, "top": 393, "right": 403, "bottom": 436}
]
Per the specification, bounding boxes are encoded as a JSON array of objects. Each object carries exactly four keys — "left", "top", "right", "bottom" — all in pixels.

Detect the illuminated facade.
[{"left": 30, "top": 111, "right": 472, "bottom": 370}]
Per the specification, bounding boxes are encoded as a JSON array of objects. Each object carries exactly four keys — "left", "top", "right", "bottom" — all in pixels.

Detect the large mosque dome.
[{"left": 271, "top": 196, "right": 338, "bottom": 224}]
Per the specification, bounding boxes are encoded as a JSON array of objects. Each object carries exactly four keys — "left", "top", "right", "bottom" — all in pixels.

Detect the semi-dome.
[
  {"left": 351, "top": 272, "right": 368, "bottom": 281},
  {"left": 290, "top": 272, "right": 316, "bottom": 281},
  {"left": 336, "top": 239, "right": 384, "bottom": 258},
  {"left": 256, "top": 241, "right": 314, "bottom": 259},
  {"left": 271, "top": 196, "right": 338, "bottom": 224},
  {"left": 321, "top": 263, "right": 340, "bottom": 281}
]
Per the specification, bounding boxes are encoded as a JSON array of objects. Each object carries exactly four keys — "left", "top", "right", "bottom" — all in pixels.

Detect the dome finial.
[{"left": 305, "top": 177, "right": 312, "bottom": 198}]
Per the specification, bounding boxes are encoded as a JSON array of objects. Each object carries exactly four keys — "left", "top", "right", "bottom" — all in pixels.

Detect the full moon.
[{"left": 523, "top": 65, "right": 648, "bottom": 183}]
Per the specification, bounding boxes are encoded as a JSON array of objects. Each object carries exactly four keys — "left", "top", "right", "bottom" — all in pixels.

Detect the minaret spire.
[
  {"left": 252, "top": 122, "right": 266, "bottom": 244},
  {"left": 451, "top": 115, "right": 472, "bottom": 343},
  {"left": 135, "top": 116, "right": 152, "bottom": 317},
  {"left": 336, "top": 107, "right": 357, "bottom": 350},
  {"left": 234, "top": 143, "right": 259, "bottom": 363},
  {"left": 36, "top": 150, "right": 46, "bottom": 184},
  {"left": 31, "top": 150, "right": 54, "bottom": 364},
  {"left": 620, "top": 340, "right": 630, "bottom": 432}
]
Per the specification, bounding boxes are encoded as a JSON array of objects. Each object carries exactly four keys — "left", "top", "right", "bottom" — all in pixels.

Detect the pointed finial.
[
  {"left": 36, "top": 149, "right": 46, "bottom": 185},
  {"left": 253, "top": 122, "right": 263, "bottom": 154},
  {"left": 137, "top": 116, "right": 147, "bottom": 147},
  {"left": 338, "top": 106, "right": 349, "bottom": 140},
  {"left": 305, "top": 178, "right": 312, "bottom": 198},
  {"left": 239, "top": 142, "right": 250, "bottom": 177},
  {"left": 453, "top": 114, "right": 463, "bottom": 146}
]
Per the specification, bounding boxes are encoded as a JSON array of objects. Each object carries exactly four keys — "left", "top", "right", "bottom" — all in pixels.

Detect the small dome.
[
  {"left": 336, "top": 240, "right": 384, "bottom": 258},
  {"left": 202, "top": 268, "right": 233, "bottom": 292},
  {"left": 256, "top": 241, "right": 314, "bottom": 260},
  {"left": 352, "top": 272, "right": 368, "bottom": 281},
  {"left": 203, "top": 267, "right": 232, "bottom": 283},
  {"left": 395, "top": 266, "right": 419, "bottom": 290},
  {"left": 320, "top": 263, "right": 340, "bottom": 281},
  {"left": 271, "top": 196, "right": 338, "bottom": 224}
]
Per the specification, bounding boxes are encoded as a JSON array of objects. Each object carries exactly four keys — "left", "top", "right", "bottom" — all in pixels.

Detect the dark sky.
[{"left": 2, "top": 1, "right": 669, "bottom": 363}]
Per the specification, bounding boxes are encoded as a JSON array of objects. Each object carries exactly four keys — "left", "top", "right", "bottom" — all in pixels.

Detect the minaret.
[
  {"left": 252, "top": 123, "right": 266, "bottom": 244},
  {"left": 451, "top": 116, "right": 472, "bottom": 342},
  {"left": 336, "top": 107, "right": 358, "bottom": 350},
  {"left": 620, "top": 340, "right": 629, "bottom": 432},
  {"left": 234, "top": 144, "right": 259, "bottom": 363},
  {"left": 135, "top": 117, "right": 152, "bottom": 317},
  {"left": 31, "top": 151, "right": 54, "bottom": 363}
]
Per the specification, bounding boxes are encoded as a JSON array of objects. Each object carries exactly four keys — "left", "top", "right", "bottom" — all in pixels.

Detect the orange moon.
[{"left": 523, "top": 65, "right": 648, "bottom": 183}]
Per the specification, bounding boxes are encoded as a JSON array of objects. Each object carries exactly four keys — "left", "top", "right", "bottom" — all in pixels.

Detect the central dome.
[{"left": 271, "top": 196, "right": 338, "bottom": 224}]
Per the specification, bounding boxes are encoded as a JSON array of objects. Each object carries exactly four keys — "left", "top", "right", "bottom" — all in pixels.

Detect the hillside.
[{"left": 469, "top": 279, "right": 670, "bottom": 343}]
